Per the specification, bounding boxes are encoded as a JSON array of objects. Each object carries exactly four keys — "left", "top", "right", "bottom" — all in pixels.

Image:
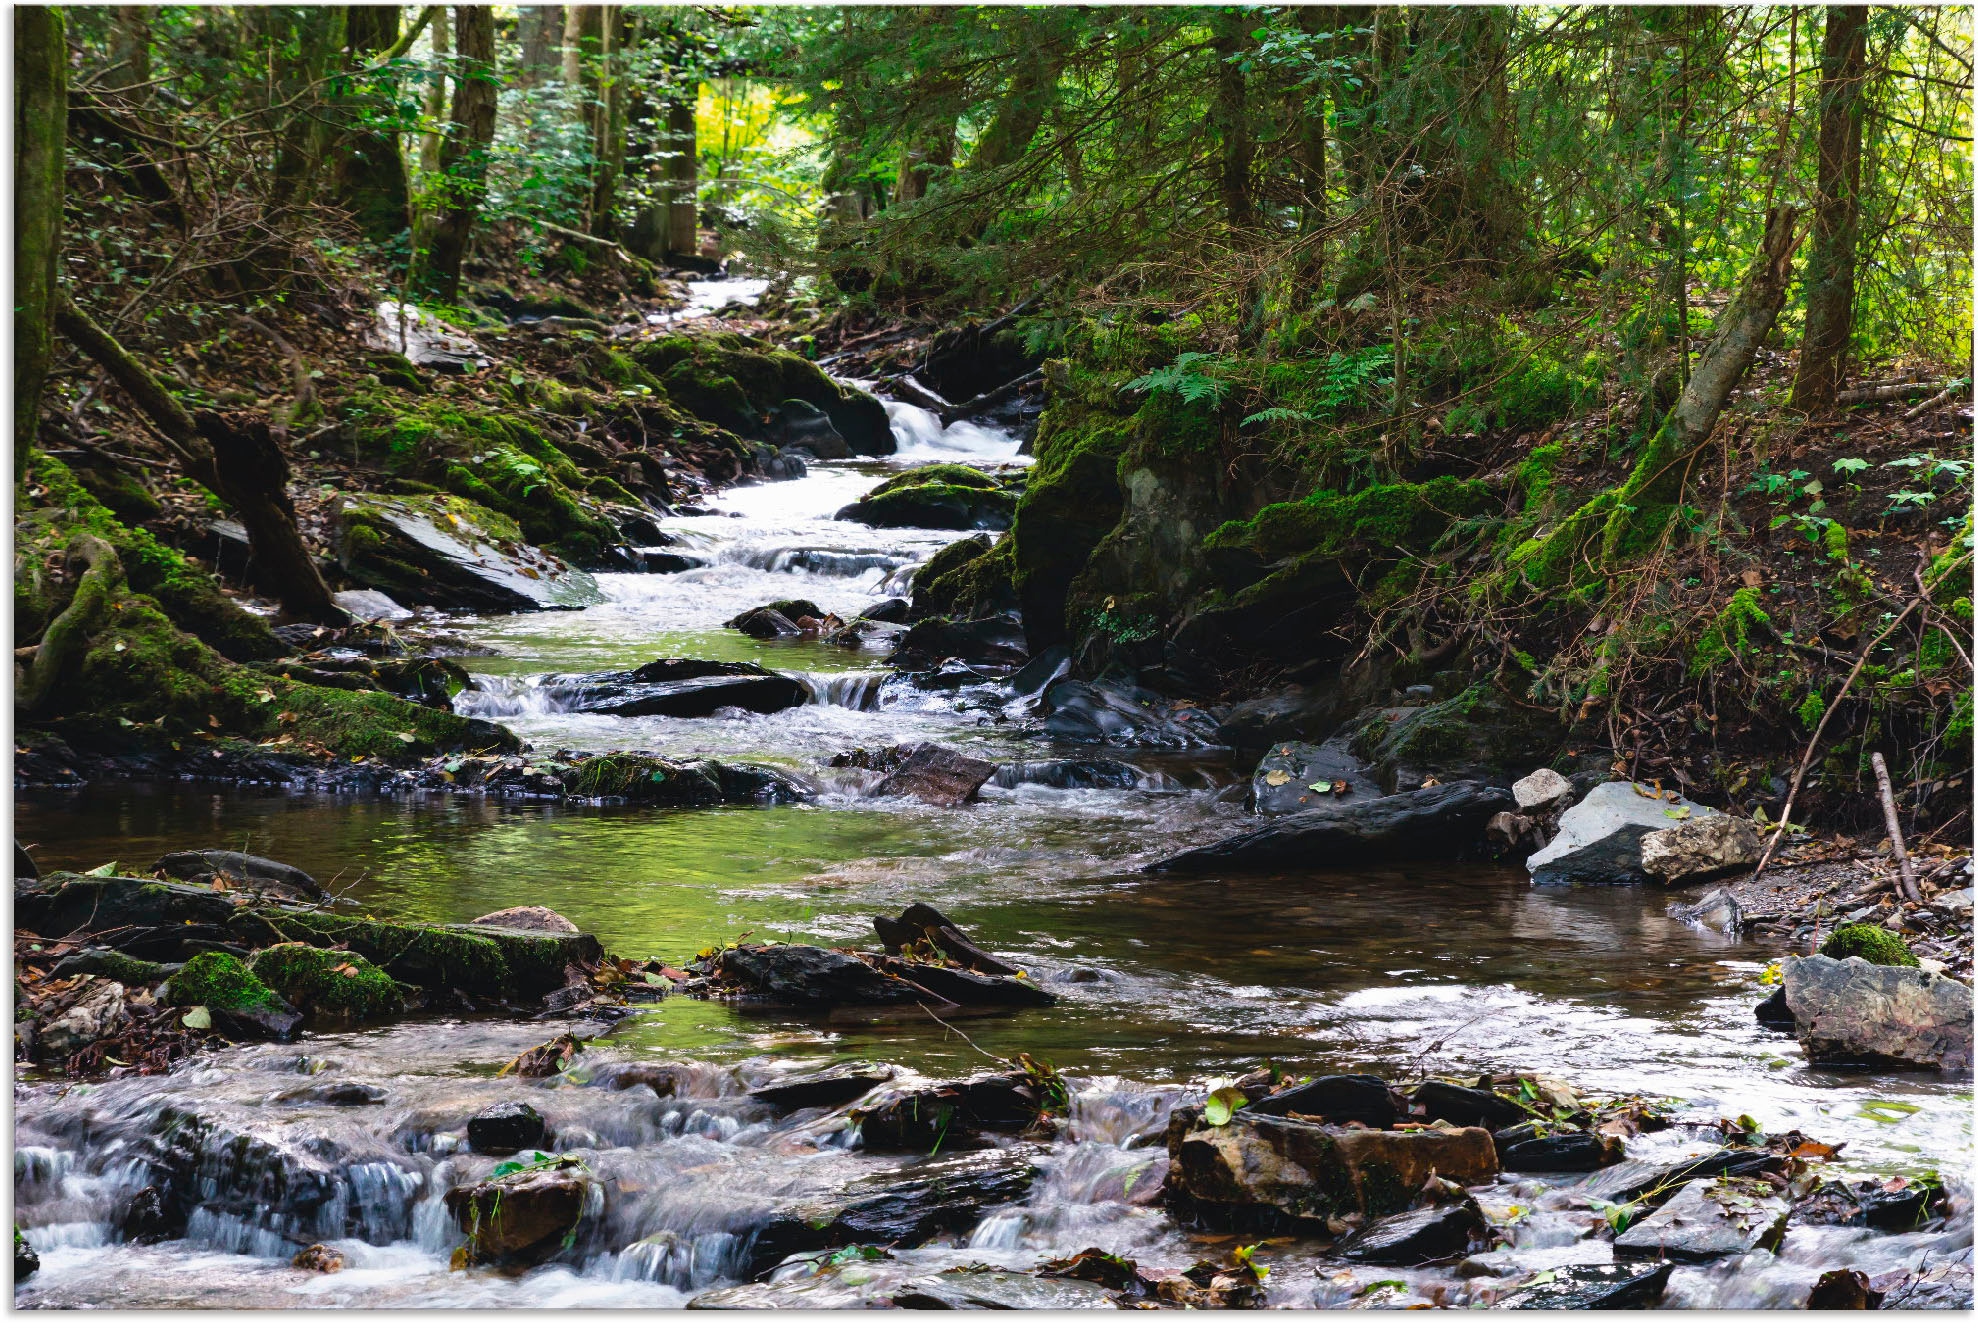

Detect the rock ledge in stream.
[
  {"left": 535, "top": 658, "right": 810, "bottom": 718},
  {"left": 1778, "top": 954, "right": 1973, "bottom": 1073},
  {"left": 1146, "top": 781, "right": 1514, "bottom": 874}
]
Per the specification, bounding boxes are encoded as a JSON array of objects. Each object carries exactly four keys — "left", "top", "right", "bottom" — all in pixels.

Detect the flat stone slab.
[
  {"left": 1147, "top": 781, "right": 1514, "bottom": 874},
  {"left": 1251, "top": 737, "right": 1377, "bottom": 816},
  {"left": 1527, "top": 781, "right": 1723, "bottom": 886},
  {"left": 1611, "top": 1177, "right": 1790, "bottom": 1263}
]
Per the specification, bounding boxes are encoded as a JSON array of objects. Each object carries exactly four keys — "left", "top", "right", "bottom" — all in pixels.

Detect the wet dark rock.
[
  {"left": 750, "top": 1061, "right": 895, "bottom": 1110},
  {"left": 1165, "top": 1105, "right": 1497, "bottom": 1229},
  {"left": 470, "top": 906, "right": 579, "bottom": 934},
  {"left": 1807, "top": 1269, "right": 1879, "bottom": 1310},
  {"left": 889, "top": 614, "right": 1028, "bottom": 670},
  {"left": 747, "top": 1148, "right": 1039, "bottom": 1275},
  {"left": 15, "top": 840, "right": 41, "bottom": 879},
  {"left": 1246, "top": 1074, "right": 1400, "bottom": 1129},
  {"left": 544, "top": 658, "right": 809, "bottom": 718},
  {"left": 1610, "top": 1176, "right": 1790, "bottom": 1262},
  {"left": 772, "top": 398, "right": 849, "bottom": 458},
  {"left": 640, "top": 550, "right": 709, "bottom": 574},
  {"left": 691, "top": 1266, "right": 1120, "bottom": 1311},
  {"left": 851, "top": 1070, "right": 1055, "bottom": 1152},
  {"left": 1042, "top": 678, "right": 1222, "bottom": 749},
  {"left": 1755, "top": 987, "right": 1796, "bottom": 1031},
  {"left": 1410, "top": 1080, "right": 1535, "bottom": 1130},
  {"left": 1794, "top": 1176, "right": 1944, "bottom": 1232},
  {"left": 1333, "top": 1198, "right": 1484, "bottom": 1264},
  {"left": 1580, "top": 1148, "right": 1774, "bottom": 1205},
  {"left": 727, "top": 599, "right": 828, "bottom": 638},
  {"left": 873, "top": 958, "right": 1056, "bottom": 1008},
  {"left": 869, "top": 743, "right": 999, "bottom": 808},
  {"left": 335, "top": 496, "right": 603, "bottom": 613},
  {"left": 871, "top": 902, "right": 1018, "bottom": 975},
  {"left": 211, "top": 1002, "right": 306, "bottom": 1043},
  {"left": 273, "top": 1082, "right": 391, "bottom": 1107},
  {"left": 469, "top": 1101, "right": 547, "bottom": 1154},
  {"left": 1215, "top": 683, "right": 1355, "bottom": 757},
  {"left": 991, "top": 758, "right": 1142, "bottom": 790},
  {"left": 1779, "top": 954, "right": 1973, "bottom": 1072},
  {"left": 144, "top": 1104, "right": 351, "bottom": 1243},
  {"left": 1498, "top": 1130, "right": 1621, "bottom": 1172},
  {"left": 1250, "top": 738, "right": 1376, "bottom": 816},
  {"left": 15, "top": 1228, "right": 37, "bottom": 1282},
  {"left": 1146, "top": 781, "right": 1514, "bottom": 874},
  {"left": 117, "top": 1185, "right": 183, "bottom": 1244},
  {"left": 447, "top": 1156, "right": 596, "bottom": 1265},
  {"left": 1347, "top": 688, "right": 1566, "bottom": 793},
  {"left": 858, "top": 597, "right": 911, "bottom": 623},
  {"left": 704, "top": 944, "right": 928, "bottom": 1007},
  {"left": 152, "top": 849, "right": 318, "bottom": 899},
  {"left": 1494, "top": 1262, "right": 1673, "bottom": 1309},
  {"left": 16, "top": 872, "right": 242, "bottom": 942},
  {"left": 1526, "top": 781, "right": 1725, "bottom": 887}
]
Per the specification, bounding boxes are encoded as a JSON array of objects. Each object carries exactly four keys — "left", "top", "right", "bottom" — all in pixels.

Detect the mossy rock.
[
  {"left": 837, "top": 481, "right": 1017, "bottom": 531},
  {"left": 1203, "top": 476, "right": 1494, "bottom": 571},
  {"left": 250, "top": 942, "right": 407, "bottom": 1024},
  {"left": 334, "top": 492, "right": 602, "bottom": 614},
  {"left": 868, "top": 464, "right": 1001, "bottom": 497},
  {"left": 240, "top": 912, "right": 601, "bottom": 1000},
  {"left": 1819, "top": 924, "right": 1919, "bottom": 968},
  {"left": 1347, "top": 684, "right": 1565, "bottom": 792},
  {"left": 913, "top": 537, "right": 1018, "bottom": 621},
  {"left": 1009, "top": 396, "right": 1131, "bottom": 648},
  {"left": 562, "top": 754, "right": 727, "bottom": 805},
  {"left": 168, "top": 950, "right": 285, "bottom": 1013},
  {"left": 632, "top": 330, "right": 895, "bottom": 456},
  {"left": 17, "top": 452, "right": 280, "bottom": 661},
  {"left": 71, "top": 464, "right": 162, "bottom": 524}
]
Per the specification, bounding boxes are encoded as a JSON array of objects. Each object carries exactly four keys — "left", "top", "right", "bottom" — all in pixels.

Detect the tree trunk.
[
  {"left": 416, "top": 5, "right": 498, "bottom": 303},
  {"left": 1210, "top": 9, "right": 1254, "bottom": 231},
  {"left": 334, "top": 5, "right": 413, "bottom": 243},
  {"left": 1791, "top": 5, "right": 1869, "bottom": 411},
  {"left": 15, "top": 5, "right": 66, "bottom": 475},
  {"left": 561, "top": 4, "right": 599, "bottom": 91},
  {"left": 664, "top": 93, "right": 699, "bottom": 259},
  {"left": 410, "top": 9, "right": 451, "bottom": 276},
  {"left": 54, "top": 296, "right": 350, "bottom": 626},
  {"left": 970, "top": 45, "right": 1062, "bottom": 173},
  {"left": 894, "top": 121, "right": 954, "bottom": 205},
  {"left": 589, "top": 6, "right": 628, "bottom": 238},
  {"left": 515, "top": 5, "right": 564, "bottom": 88},
  {"left": 110, "top": 6, "right": 150, "bottom": 96}
]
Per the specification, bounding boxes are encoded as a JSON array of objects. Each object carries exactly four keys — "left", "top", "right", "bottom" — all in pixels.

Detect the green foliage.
[
  {"left": 249, "top": 943, "right": 406, "bottom": 1023},
  {"left": 1689, "top": 587, "right": 1771, "bottom": 677},
  {"left": 1124, "top": 352, "right": 1228, "bottom": 406},
  {"left": 1819, "top": 924, "right": 1919, "bottom": 968},
  {"left": 1205, "top": 476, "right": 1492, "bottom": 564}
]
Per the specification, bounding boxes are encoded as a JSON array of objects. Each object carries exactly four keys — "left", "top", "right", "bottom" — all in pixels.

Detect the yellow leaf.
[{"left": 1264, "top": 770, "right": 1292, "bottom": 787}]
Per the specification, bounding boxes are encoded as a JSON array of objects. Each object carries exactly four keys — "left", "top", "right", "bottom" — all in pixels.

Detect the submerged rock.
[
  {"left": 1165, "top": 1105, "right": 1497, "bottom": 1228},
  {"left": 1146, "top": 781, "right": 1514, "bottom": 874},
  {"left": 1610, "top": 1176, "right": 1790, "bottom": 1262},
  {"left": 991, "top": 757, "right": 1143, "bottom": 791},
  {"left": 1578, "top": 1148, "right": 1773, "bottom": 1204},
  {"left": 747, "top": 1148, "right": 1039, "bottom": 1275},
  {"left": 1778, "top": 954, "right": 1973, "bottom": 1072},
  {"left": 542, "top": 658, "right": 810, "bottom": 718},
  {"left": 1526, "top": 781, "right": 1723, "bottom": 886},
  {"left": 750, "top": 1061, "right": 895, "bottom": 1111},
  {"left": 1669, "top": 886, "right": 1745, "bottom": 934},
  {"left": 1042, "top": 678, "right": 1222, "bottom": 748},
  {"left": 869, "top": 743, "right": 999, "bottom": 807}
]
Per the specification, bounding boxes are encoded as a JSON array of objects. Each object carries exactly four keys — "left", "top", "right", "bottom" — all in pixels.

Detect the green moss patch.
[
  {"left": 168, "top": 950, "right": 284, "bottom": 1012},
  {"left": 1204, "top": 476, "right": 1493, "bottom": 565},
  {"left": 250, "top": 943, "right": 406, "bottom": 1023},
  {"left": 1819, "top": 924, "right": 1919, "bottom": 968}
]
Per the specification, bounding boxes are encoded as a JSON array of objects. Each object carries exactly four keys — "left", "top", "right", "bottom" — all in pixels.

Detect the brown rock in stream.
[{"left": 870, "top": 743, "right": 998, "bottom": 807}]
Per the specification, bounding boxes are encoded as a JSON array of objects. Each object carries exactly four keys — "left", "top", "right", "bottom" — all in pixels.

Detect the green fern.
[{"left": 1125, "top": 351, "right": 1227, "bottom": 406}]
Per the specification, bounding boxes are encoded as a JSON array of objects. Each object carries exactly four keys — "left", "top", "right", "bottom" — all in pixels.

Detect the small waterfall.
[
  {"left": 455, "top": 674, "right": 573, "bottom": 718},
  {"left": 798, "top": 672, "right": 889, "bottom": 712},
  {"left": 720, "top": 545, "right": 910, "bottom": 579},
  {"left": 610, "top": 1230, "right": 750, "bottom": 1290},
  {"left": 879, "top": 399, "right": 1034, "bottom": 464}
]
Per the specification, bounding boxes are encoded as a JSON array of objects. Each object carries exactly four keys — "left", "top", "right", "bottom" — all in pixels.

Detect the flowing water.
[{"left": 14, "top": 305, "right": 1972, "bottom": 1308}]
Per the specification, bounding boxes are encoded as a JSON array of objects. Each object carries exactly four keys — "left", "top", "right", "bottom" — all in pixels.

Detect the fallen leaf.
[
  {"left": 182, "top": 1006, "right": 213, "bottom": 1030},
  {"left": 1264, "top": 770, "right": 1291, "bottom": 787}
]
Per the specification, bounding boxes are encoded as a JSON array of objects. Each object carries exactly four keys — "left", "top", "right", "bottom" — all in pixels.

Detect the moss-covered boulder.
[
  {"left": 1346, "top": 684, "right": 1565, "bottom": 793},
  {"left": 1819, "top": 924, "right": 1919, "bottom": 968},
  {"left": 16, "top": 452, "right": 280, "bottom": 661},
  {"left": 334, "top": 493, "right": 603, "bottom": 614},
  {"left": 837, "top": 478, "right": 1017, "bottom": 531},
  {"left": 250, "top": 942, "right": 407, "bottom": 1025},
  {"left": 1009, "top": 384, "right": 1131, "bottom": 648},
  {"left": 167, "top": 950, "right": 302, "bottom": 1039},
  {"left": 912, "top": 537, "right": 1019, "bottom": 620},
  {"left": 632, "top": 330, "right": 895, "bottom": 456},
  {"left": 235, "top": 912, "right": 602, "bottom": 1001}
]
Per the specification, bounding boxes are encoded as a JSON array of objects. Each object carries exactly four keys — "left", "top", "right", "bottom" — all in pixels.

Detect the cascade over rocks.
[{"left": 1146, "top": 781, "right": 1514, "bottom": 873}]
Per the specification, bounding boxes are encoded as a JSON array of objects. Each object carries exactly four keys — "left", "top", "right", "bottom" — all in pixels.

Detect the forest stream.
[{"left": 12, "top": 282, "right": 1971, "bottom": 1311}]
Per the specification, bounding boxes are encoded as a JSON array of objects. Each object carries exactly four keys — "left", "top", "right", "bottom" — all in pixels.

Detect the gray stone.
[
  {"left": 1611, "top": 1177, "right": 1789, "bottom": 1263},
  {"left": 1147, "top": 781, "right": 1515, "bottom": 874},
  {"left": 1641, "top": 816, "right": 1762, "bottom": 886},
  {"left": 1513, "top": 767, "right": 1575, "bottom": 815},
  {"left": 1250, "top": 737, "right": 1377, "bottom": 816},
  {"left": 1333, "top": 1200, "right": 1484, "bottom": 1264},
  {"left": 1935, "top": 887, "right": 1973, "bottom": 913},
  {"left": 37, "top": 979, "right": 126, "bottom": 1060},
  {"left": 1779, "top": 954, "right": 1973, "bottom": 1073},
  {"left": 1527, "top": 781, "right": 1723, "bottom": 886},
  {"left": 152, "top": 850, "right": 318, "bottom": 899},
  {"left": 1669, "top": 886, "right": 1744, "bottom": 934},
  {"left": 336, "top": 497, "right": 602, "bottom": 613},
  {"left": 332, "top": 588, "right": 414, "bottom": 622}
]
